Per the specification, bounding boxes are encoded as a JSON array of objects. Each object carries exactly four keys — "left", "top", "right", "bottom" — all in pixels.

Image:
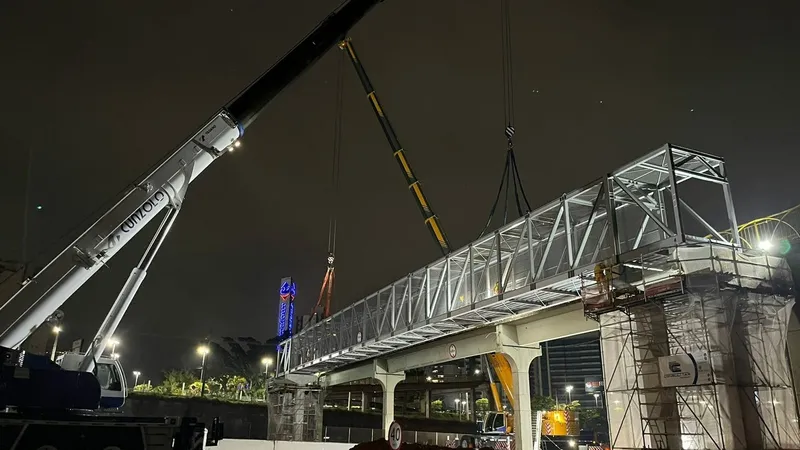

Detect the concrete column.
[
  {"left": 280, "top": 374, "right": 321, "bottom": 442},
  {"left": 422, "top": 390, "right": 431, "bottom": 418},
  {"left": 361, "top": 391, "right": 372, "bottom": 411},
  {"left": 373, "top": 359, "right": 405, "bottom": 435},
  {"left": 470, "top": 388, "right": 477, "bottom": 422},
  {"left": 496, "top": 324, "right": 541, "bottom": 450}
]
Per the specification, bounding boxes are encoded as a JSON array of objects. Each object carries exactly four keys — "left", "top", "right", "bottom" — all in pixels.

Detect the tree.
[
  {"left": 133, "top": 383, "right": 153, "bottom": 393},
  {"left": 578, "top": 407, "right": 605, "bottom": 430},
  {"left": 554, "top": 400, "right": 581, "bottom": 411},
  {"left": 531, "top": 395, "right": 556, "bottom": 411},
  {"left": 156, "top": 370, "right": 197, "bottom": 395},
  {"left": 431, "top": 399, "right": 444, "bottom": 412},
  {"left": 189, "top": 380, "right": 211, "bottom": 396},
  {"left": 578, "top": 408, "right": 600, "bottom": 429},
  {"left": 220, "top": 375, "right": 249, "bottom": 399},
  {"left": 476, "top": 398, "right": 491, "bottom": 413},
  {"left": 564, "top": 400, "right": 581, "bottom": 411}
]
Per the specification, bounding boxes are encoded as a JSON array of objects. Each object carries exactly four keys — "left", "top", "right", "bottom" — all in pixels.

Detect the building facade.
[{"left": 532, "top": 331, "right": 604, "bottom": 408}]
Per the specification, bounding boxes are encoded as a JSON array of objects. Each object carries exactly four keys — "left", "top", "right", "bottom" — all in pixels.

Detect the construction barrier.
[{"left": 218, "top": 440, "right": 354, "bottom": 450}]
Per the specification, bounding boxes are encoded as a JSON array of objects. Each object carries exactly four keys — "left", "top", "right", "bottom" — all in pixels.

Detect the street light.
[
  {"left": 565, "top": 385, "right": 574, "bottom": 403},
  {"left": 261, "top": 357, "right": 273, "bottom": 376},
  {"left": 133, "top": 370, "right": 141, "bottom": 387},
  {"left": 50, "top": 325, "right": 62, "bottom": 361},
  {"left": 109, "top": 338, "right": 119, "bottom": 355},
  {"left": 593, "top": 392, "right": 600, "bottom": 407},
  {"left": 474, "top": 369, "right": 480, "bottom": 375},
  {"left": 261, "top": 357, "right": 273, "bottom": 400},
  {"left": 197, "top": 345, "right": 210, "bottom": 397}
]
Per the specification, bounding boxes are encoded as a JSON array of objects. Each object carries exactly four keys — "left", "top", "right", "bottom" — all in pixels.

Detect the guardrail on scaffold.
[{"left": 278, "top": 143, "right": 741, "bottom": 375}]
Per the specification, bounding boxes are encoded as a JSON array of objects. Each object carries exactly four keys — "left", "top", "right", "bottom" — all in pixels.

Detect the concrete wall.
[
  {"left": 124, "top": 395, "right": 473, "bottom": 440},
  {"left": 123, "top": 394, "right": 267, "bottom": 439},
  {"left": 218, "top": 440, "right": 353, "bottom": 450},
  {"left": 324, "top": 409, "right": 475, "bottom": 434}
]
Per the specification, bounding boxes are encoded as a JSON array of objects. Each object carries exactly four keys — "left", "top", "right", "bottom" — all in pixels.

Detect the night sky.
[{"left": 1, "top": 1, "right": 799, "bottom": 381}]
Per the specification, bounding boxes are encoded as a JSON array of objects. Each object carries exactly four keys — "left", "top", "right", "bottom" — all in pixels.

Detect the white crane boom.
[{"left": 0, "top": 112, "right": 241, "bottom": 349}]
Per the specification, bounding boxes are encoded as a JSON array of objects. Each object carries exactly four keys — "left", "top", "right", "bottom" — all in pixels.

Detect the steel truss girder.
[{"left": 278, "top": 143, "right": 741, "bottom": 375}]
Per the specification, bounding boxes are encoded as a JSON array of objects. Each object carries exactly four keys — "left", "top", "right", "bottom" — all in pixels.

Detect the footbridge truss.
[{"left": 278, "top": 143, "right": 741, "bottom": 375}]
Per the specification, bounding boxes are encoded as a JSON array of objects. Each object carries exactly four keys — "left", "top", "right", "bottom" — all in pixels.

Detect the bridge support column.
[
  {"left": 374, "top": 359, "right": 405, "bottom": 435},
  {"left": 496, "top": 324, "right": 541, "bottom": 450},
  {"left": 470, "top": 388, "right": 477, "bottom": 422},
  {"left": 267, "top": 374, "right": 322, "bottom": 441},
  {"left": 361, "top": 391, "right": 371, "bottom": 411}
]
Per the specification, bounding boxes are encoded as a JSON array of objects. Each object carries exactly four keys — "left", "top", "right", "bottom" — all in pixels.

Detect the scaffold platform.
[{"left": 588, "top": 243, "right": 799, "bottom": 449}]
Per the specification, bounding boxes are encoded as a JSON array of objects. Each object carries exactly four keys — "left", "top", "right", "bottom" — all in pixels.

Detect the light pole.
[
  {"left": 197, "top": 345, "right": 210, "bottom": 397},
  {"left": 593, "top": 393, "right": 600, "bottom": 407},
  {"left": 109, "top": 338, "right": 119, "bottom": 356},
  {"left": 133, "top": 371, "right": 141, "bottom": 387},
  {"left": 261, "top": 357, "right": 273, "bottom": 400},
  {"left": 566, "top": 385, "right": 574, "bottom": 403},
  {"left": 50, "top": 326, "right": 61, "bottom": 361},
  {"left": 455, "top": 398, "right": 461, "bottom": 419}
]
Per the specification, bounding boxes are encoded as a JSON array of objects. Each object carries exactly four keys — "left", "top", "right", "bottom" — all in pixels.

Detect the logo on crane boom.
[
  {"left": 120, "top": 190, "right": 167, "bottom": 233},
  {"left": 97, "top": 189, "right": 168, "bottom": 254}
]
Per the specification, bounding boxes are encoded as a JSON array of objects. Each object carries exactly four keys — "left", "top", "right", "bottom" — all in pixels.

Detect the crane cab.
[
  {"left": 481, "top": 411, "right": 510, "bottom": 434},
  {"left": 56, "top": 353, "right": 127, "bottom": 409}
]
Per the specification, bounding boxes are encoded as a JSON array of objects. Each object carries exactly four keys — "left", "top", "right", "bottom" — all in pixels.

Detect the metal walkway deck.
[{"left": 278, "top": 143, "right": 740, "bottom": 375}]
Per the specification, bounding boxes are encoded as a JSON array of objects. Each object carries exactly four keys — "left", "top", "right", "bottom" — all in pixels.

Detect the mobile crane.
[{"left": 0, "top": 0, "right": 384, "bottom": 447}]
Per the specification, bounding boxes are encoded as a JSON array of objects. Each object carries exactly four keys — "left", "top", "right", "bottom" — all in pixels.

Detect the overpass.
[{"left": 275, "top": 144, "right": 800, "bottom": 450}]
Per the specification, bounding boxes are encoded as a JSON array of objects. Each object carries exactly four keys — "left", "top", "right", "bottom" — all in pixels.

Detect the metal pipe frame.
[{"left": 278, "top": 144, "right": 740, "bottom": 375}]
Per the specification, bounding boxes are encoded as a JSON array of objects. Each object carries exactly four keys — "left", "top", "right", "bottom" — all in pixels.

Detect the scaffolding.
[
  {"left": 584, "top": 243, "right": 800, "bottom": 449},
  {"left": 267, "top": 378, "right": 323, "bottom": 442}
]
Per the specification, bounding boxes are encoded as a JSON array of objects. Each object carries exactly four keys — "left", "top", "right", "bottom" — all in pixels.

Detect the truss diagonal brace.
[
  {"left": 573, "top": 183, "right": 605, "bottom": 269},
  {"left": 613, "top": 176, "right": 673, "bottom": 236},
  {"left": 679, "top": 199, "right": 727, "bottom": 243}
]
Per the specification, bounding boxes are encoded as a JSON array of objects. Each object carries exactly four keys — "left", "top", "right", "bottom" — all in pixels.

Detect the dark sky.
[{"left": 1, "top": 1, "right": 799, "bottom": 381}]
